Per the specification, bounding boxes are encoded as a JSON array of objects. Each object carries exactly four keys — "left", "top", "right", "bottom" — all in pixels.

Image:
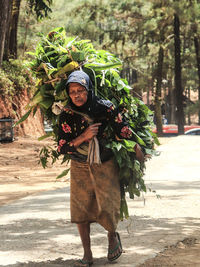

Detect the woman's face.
[{"left": 68, "top": 83, "right": 88, "bottom": 107}]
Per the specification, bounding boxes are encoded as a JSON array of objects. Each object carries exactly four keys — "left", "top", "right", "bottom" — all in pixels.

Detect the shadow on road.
[
  {"left": 0, "top": 256, "right": 118, "bottom": 267},
  {"left": 1, "top": 214, "right": 200, "bottom": 266}
]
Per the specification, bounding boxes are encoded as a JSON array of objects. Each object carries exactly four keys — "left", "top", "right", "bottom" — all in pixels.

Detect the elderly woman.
[{"left": 58, "top": 70, "right": 143, "bottom": 267}]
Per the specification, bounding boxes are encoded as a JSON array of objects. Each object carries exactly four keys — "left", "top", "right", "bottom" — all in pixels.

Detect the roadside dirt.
[
  {"left": 0, "top": 136, "right": 69, "bottom": 206},
  {"left": 139, "top": 237, "right": 200, "bottom": 267},
  {"left": 0, "top": 136, "right": 200, "bottom": 266}
]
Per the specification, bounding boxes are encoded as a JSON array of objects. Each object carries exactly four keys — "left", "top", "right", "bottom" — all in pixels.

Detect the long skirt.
[{"left": 70, "top": 159, "right": 121, "bottom": 232}]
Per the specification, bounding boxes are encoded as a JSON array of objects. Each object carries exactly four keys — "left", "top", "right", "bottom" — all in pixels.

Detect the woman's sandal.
[
  {"left": 107, "top": 232, "right": 123, "bottom": 262},
  {"left": 73, "top": 259, "right": 93, "bottom": 267}
]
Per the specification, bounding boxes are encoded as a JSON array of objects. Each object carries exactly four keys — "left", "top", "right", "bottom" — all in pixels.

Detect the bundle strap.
[{"left": 87, "top": 136, "right": 102, "bottom": 165}]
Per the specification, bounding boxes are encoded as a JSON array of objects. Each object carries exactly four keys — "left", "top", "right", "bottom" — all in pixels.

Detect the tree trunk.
[
  {"left": 169, "top": 87, "right": 176, "bottom": 124},
  {"left": 3, "top": 0, "right": 13, "bottom": 61},
  {"left": 147, "top": 86, "right": 150, "bottom": 106},
  {"left": 194, "top": 36, "right": 200, "bottom": 124},
  {"left": 154, "top": 45, "right": 164, "bottom": 136},
  {"left": 0, "top": 0, "right": 10, "bottom": 66},
  {"left": 187, "top": 87, "right": 191, "bottom": 125},
  {"left": 9, "top": 0, "right": 21, "bottom": 59},
  {"left": 22, "top": 17, "right": 30, "bottom": 57},
  {"left": 174, "top": 13, "right": 184, "bottom": 134}
]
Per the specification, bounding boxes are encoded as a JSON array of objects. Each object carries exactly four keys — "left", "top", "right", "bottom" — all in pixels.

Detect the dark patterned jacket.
[{"left": 58, "top": 98, "right": 134, "bottom": 162}]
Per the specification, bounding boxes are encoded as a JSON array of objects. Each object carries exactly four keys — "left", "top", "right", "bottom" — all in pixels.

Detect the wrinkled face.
[{"left": 68, "top": 83, "right": 88, "bottom": 107}]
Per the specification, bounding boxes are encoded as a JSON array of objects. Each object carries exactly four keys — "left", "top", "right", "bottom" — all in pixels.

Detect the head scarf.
[
  {"left": 66, "top": 70, "right": 95, "bottom": 114},
  {"left": 66, "top": 70, "right": 113, "bottom": 120}
]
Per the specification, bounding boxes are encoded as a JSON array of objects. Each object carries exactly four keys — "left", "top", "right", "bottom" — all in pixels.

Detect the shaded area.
[{"left": 0, "top": 256, "right": 116, "bottom": 267}]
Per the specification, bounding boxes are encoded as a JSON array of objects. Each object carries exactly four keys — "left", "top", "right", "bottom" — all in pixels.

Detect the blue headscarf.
[{"left": 65, "top": 70, "right": 112, "bottom": 119}]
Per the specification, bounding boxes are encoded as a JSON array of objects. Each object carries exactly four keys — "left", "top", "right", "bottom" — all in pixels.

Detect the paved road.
[{"left": 0, "top": 135, "right": 200, "bottom": 267}]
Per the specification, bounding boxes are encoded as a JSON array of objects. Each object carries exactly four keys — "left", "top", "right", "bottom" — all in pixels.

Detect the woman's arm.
[
  {"left": 58, "top": 112, "right": 101, "bottom": 154},
  {"left": 71, "top": 123, "right": 101, "bottom": 148}
]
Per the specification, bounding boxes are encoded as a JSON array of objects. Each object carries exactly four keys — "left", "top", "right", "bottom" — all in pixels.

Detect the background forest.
[{"left": 0, "top": 0, "right": 200, "bottom": 136}]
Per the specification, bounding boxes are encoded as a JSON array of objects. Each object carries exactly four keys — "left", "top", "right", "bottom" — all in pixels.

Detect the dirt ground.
[
  {"left": 0, "top": 136, "right": 69, "bottom": 206},
  {"left": 0, "top": 136, "right": 200, "bottom": 267}
]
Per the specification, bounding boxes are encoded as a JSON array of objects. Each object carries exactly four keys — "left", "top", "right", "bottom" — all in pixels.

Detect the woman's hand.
[
  {"left": 70, "top": 123, "right": 101, "bottom": 148},
  {"left": 82, "top": 123, "right": 102, "bottom": 141},
  {"left": 134, "top": 144, "right": 144, "bottom": 162}
]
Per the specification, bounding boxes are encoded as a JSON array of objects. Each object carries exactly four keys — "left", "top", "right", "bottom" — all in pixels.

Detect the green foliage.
[
  {"left": 0, "top": 60, "right": 35, "bottom": 96},
  {"left": 28, "top": 0, "right": 53, "bottom": 20},
  {"left": 18, "top": 0, "right": 200, "bottom": 113},
  {"left": 185, "top": 100, "right": 200, "bottom": 115},
  {"left": 39, "top": 144, "right": 70, "bottom": 168},
  {"left": 20, "top": 27, "right": 158, "bottom": 219},
  {"left": 55, "top": 0, "right": 200, "bottom": 121}
]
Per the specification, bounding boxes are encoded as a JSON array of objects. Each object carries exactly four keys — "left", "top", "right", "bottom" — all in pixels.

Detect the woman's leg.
[
  {"left": 107, "top": 231, "right": 122, "bottom": 261},
  {"left": 77, "top": 222, "right": 93, "bottom": 262}
]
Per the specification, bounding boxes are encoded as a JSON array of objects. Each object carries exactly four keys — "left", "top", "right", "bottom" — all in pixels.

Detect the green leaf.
[
  {"left": 39, "top": 98, "right": 54, "bottom": 109},
  {"left": 140, "top": 178, "right": 147, "bottom": 192},
  {"left": 61, "top": 154, "right": 71, "bottom": 164},
  {"left": 14, "top": 109, "right": 32, "bottom": 126},
  {"left": 55, "top": 61, "right": 79, "bottom": 77},
  {"left": 26, "top": 51, "right": 36, "bottom": 56},
  {"left": 84, "top": 62, "right": 122, "bottom": 71},
  {"left": 144, "top": 148, "right": 154, "bottom": 155},
  {"left": 112, "top": 142, "right": 122, "bottom": 151},
  {"left": 29, "top": 91, "right": 43, "bottom": 107},
  {"left": 120, "top": 197, "right": 129, "bottom": 220},
  {"left": 57, "top": 54, "right": 70, "bottom": 68},
  {"left": 117, "top": 79, "right": 132, "bottom": 91},
  {"left": 133, "top": 160, "right": 141, "bottom": 172},
  {"left": 45, "top": 50, "right": 57, "bottom": 58},
  {"left": 122, "top": 139, "right": 137, "bottom": 151},
  {"left": 71, "top": 51, "right": 85, "bottom": 61},
  {"left": 38, "top": 132, "right": 53, "bottom": 141},
  {"left": 33, "top": 106, "right": 38, "bottom": 116},
  {"left": 56, "top": 169, "right": 70, "bottom": 179},
  {"left": 55, "top": 80, "right": 67, "bottom": 94},
  {"left": 132, "top": 131, "right": 146, "bottom": 146},
  {"left": 40, "top": 157, "right": 47, "bottom": 169}
]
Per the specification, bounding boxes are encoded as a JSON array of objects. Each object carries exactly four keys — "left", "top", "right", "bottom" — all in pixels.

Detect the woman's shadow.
[{"left": 6, "top": 257, "right": 119, "bottom": 266}]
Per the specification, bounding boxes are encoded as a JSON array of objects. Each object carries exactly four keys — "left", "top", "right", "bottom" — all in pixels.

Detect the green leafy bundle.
[{"left": 20, "top": 27, "right": 158, "bottom": 220}]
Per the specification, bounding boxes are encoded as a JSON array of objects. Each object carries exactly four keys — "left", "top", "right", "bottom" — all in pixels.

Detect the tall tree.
[
  {"left": 194, "top": 35, "right": 200, "bottom": 124},
  {"left": 9, "top": 0, "right": 22, "bottom": 59},
  {"left": 155, "top": 45, "right": 164, "bottom": 136},
  {"left": 0, "top": 0, "right": 11, "bottom": 66},
  {"left": 3, "top": 0, "right": 53, "bottom": 60},
  {"left": 174, "top": 12, "right": 184, "bottom": 134},
  {"left": 3, "top": 0, "right": 13, "bottom": 61}
]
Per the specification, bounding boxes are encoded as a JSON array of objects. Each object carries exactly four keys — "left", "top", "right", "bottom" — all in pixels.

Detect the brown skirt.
[{"left": 70, "top": 159, "right": 121, "bottom": 232}]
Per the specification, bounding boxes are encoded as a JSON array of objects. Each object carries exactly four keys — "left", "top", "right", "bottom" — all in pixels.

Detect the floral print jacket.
[{"left": 58, "top": 99, "right": 135, "bottom": 162}]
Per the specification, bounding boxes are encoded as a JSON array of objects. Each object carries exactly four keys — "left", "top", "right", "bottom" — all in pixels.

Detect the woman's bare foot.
[{"left": 107, "top": 232, "right": 122, "bottom": 261}]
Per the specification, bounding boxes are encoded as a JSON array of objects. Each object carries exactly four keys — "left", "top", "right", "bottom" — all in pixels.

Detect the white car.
[{"left": 184, "top": 128, "right": 200, "bottom": 135}]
